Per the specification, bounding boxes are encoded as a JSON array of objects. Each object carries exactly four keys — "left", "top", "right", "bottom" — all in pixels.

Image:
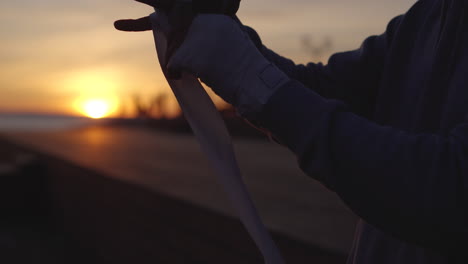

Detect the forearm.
[
  {"left": 256, "top": 80, "right": 468, "bottom": 253},
  {"left": 258, "top": 42, "right": 384, "bottom": 118},
  {"left": 259, "top": 46, "right": 308, "bottom": 82},
  {"left": 246, "top": 15, "right": 403, "bottom": 119},
  {"left": 244, "top": 25, "right": 324, "bottom": 87},
  {"left": 244, "top": 25, "right": 340, "bottom": 95}
]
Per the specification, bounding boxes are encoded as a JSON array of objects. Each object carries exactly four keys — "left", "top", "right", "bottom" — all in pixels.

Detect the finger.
[
  {"left": 149, "top": 12, "right": 173, "bottom": 36},
  {"left": 135, "top": 0, "right": 171, "bottom": 9},
  {"left": 166, "top": 46, "right": 191, "bottom": 80},
  {"left": 114, "top": 16, "right": 152, "bottom": 32},
  {"left": 135, "top": 0, "right": 157, "bottom": 7}
]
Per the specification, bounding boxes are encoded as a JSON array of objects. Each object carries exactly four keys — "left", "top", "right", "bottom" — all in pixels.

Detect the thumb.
[
  {"left": 166, "top": 44, "right": 193, "bottom": 79},
  {"left": 149, "top": 11, "right": 171, "bottom": 36}
]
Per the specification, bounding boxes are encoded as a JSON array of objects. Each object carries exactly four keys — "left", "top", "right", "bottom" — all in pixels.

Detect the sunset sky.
[{"left": 0, "top": 0, "right": 415, "bottom": 118}]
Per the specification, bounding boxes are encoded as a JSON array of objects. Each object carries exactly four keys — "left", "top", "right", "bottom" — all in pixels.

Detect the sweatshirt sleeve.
[
  {"left": 255, "top": 15, "right": 403, "bottom": 118},
  {"left": 256, "top": 80, "right": 468, "bottom": 253}
]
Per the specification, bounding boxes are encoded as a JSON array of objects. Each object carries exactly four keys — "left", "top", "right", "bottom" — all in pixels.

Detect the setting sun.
[{"left": 83, "top": 100, "right": 110, "bottom": 119}]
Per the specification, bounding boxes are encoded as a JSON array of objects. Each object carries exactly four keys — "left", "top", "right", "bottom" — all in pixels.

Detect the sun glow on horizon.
[
  {"left": 65, "top": 69, "right": 121, "bottom": 118},
  {"left": 83, "top": 99, "right": 110, "bottom": 119}
]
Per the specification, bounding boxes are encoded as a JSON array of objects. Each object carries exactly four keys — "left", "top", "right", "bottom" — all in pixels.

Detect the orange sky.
[{"left": 0, "top": 0, "right": 415, "bottom": 118}]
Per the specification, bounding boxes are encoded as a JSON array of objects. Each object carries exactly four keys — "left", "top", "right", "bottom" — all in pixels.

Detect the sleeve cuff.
[{"left": 255, "top": 79, "right": 347, "bottom": 188}]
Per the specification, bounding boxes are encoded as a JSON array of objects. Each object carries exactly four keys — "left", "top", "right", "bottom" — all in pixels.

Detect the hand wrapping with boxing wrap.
[
  {"left": 115, "top": 0, "right": 290, "bottom": 117},
  {"left": 165, "top": 14, "right": 290, "bottom": 116}
]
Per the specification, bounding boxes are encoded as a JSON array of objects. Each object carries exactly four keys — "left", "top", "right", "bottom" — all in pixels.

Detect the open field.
[{"left": 2, "top": 125, "right": 358, "bottom": 255}]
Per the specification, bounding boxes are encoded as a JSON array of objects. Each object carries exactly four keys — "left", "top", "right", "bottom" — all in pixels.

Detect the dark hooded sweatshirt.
[{"left": 252, "top": 0, "right": 468, "bottom": 262}]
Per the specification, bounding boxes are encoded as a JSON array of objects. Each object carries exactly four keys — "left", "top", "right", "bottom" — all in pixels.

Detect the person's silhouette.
[{"left": 116, "top": 0, "right": 468, "bottom": 263}]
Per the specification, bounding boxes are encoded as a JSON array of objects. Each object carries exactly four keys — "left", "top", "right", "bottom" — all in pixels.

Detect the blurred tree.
[
  {"left": 150, "top": 93, "right": 169, "bottom": 119},
  {"left": 301, "top": 34, "right": 333, "bottom": 61},
  {"left": 133, "top": 94, "right": 150, "bottom": 119},
  {"left": 131, "top": 93, "right": 180, "bottom": 119}
]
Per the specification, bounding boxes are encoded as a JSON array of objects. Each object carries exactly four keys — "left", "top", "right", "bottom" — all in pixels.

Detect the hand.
[
  {"left": 114, "top": 0, "right": 156, "bottom": 32},
  {"left": 114, "top": 0, "right": 263, "bottom": 59},
  {"left": 115, "top": 3, "right": 289, "bottom": 116},
  {"left": 166, "top": 14, "right": 290, "bottom": 115},
  {"left": 115, "top": 0, "right": 197, "bottom": 79},
  {"left": 114, "top": 0, "right": 243, "bottom": 32}
]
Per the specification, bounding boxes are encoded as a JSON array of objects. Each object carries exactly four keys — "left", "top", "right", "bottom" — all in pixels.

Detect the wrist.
[
  {"left": 236, "top": 58, "right": 290, "bottom": 117},
  {"left": 242, "top": 25, "right": 263, "bottom": 50}
]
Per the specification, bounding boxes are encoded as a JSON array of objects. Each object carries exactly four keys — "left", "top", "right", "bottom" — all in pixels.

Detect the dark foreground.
[{"left": 0, "top": 137, "right": 347, "bottom": 263}]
